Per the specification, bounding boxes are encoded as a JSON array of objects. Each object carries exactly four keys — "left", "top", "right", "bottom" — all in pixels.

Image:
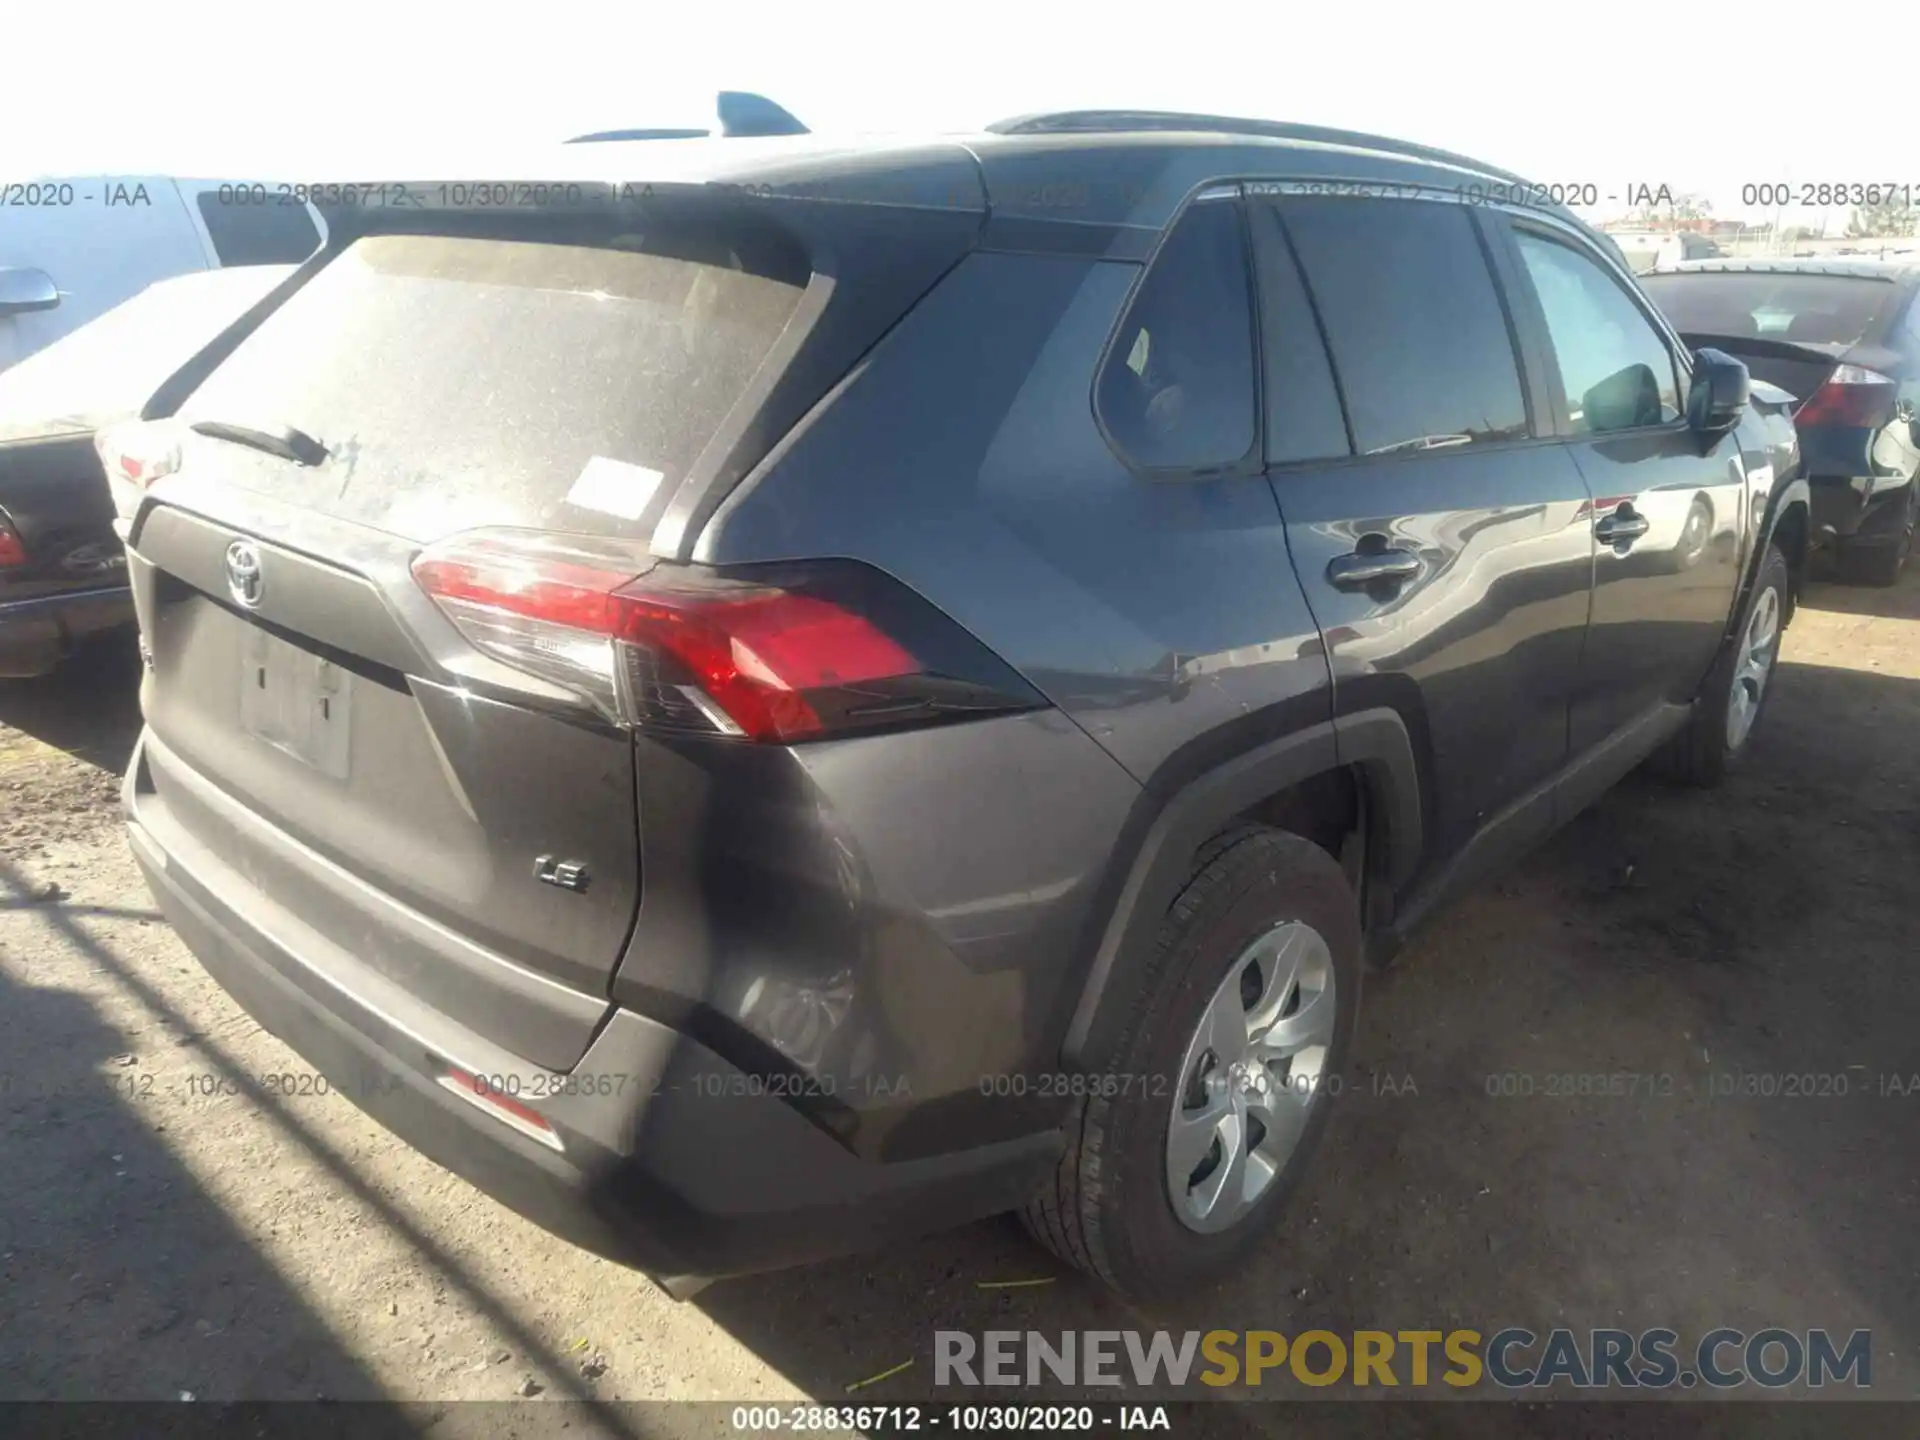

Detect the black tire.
[
  {"left": 1021, "top": 828, "right": 1361, "bottom": 1298},
  {"left": 1656, "top": 542, "right": 1790, "bottom": 788}
]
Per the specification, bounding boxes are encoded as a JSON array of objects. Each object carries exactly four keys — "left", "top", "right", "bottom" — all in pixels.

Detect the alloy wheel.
[{"left": 1726, "top": 584, "right": 1781, "bottom": 751}]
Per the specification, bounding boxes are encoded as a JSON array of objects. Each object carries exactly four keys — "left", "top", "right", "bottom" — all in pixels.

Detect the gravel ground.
[{"left": 2, "top": 563, "right": 1917, "bottom": 1435}]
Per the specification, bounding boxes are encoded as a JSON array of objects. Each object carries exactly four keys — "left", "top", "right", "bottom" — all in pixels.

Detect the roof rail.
[{"left": 984, "top": 110, "right": 1530, "bottom": 187}]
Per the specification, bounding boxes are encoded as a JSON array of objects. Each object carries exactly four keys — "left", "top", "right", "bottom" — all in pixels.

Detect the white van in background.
[
  {"left": 1607, "top": 229, "right": 1725, "bottom": 275},
  {"left": 0, "top": 177, "right": 325, "bottom": 373}
]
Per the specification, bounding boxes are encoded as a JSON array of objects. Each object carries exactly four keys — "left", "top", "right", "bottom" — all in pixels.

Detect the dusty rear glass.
[
  {"left": 177, "top": 221, "right": 810, "bottom": 541},
  {"left": 1642, "top": 272, "right": 1901, "bottom": 348}
]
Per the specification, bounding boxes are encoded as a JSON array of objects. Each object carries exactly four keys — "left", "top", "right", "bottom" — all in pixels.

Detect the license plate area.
[{"left": 239, "top": 626, "right": 351, "bottom": 780}]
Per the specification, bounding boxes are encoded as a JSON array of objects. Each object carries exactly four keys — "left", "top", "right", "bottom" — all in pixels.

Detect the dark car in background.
[
  {"left": 0, "top": 264, "right": 294, "bottom": 676},
  {"left": 1642, "top": 260, "right": 1920, "bottom": 584}
]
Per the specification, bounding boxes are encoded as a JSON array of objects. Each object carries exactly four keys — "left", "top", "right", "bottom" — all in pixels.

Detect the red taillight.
[
  {"left": 1795, "top": 365, "right": 1897, "bottom": 428},
  {"left": 609, "top": 583, "right": 917, "bottom": 741},
  {"left": 411, "top": 529, "right": 1039, "bottom": 742},
  {"left": 0, "top": 514, "right": 26, "bottom": 568}
]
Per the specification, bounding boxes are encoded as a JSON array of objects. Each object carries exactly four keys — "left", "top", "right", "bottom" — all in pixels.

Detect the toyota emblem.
[{"left": 225, "top": 540, "right": 264, "bottom": 608}]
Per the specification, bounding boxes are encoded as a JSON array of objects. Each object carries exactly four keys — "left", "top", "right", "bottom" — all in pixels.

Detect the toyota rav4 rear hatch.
[{"left": 115, "top": 159, "right": 985, "bottom": 1070}]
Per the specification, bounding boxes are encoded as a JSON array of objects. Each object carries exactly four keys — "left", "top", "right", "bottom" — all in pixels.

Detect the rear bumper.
[
  {"left": 0, "top": 585, "right": 134, "bottom": 678},
  {"left": 123, "top": 727, "right": 1059, "bottom": 1290},
  {"left": 1808, "top": 473, "right": 1915, "bottom": 546}
]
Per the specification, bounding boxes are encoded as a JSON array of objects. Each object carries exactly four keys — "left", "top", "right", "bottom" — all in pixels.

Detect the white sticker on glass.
[{"left": 564, "top": 456, "right": 664, "bottom": 521}]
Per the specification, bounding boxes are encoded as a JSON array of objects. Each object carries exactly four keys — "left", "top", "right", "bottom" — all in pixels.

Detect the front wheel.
[
  {"left": 1022, "top": 828, "right": 1361, "bottom": 1298},
  {"left": 1655, "top": 542, "right": 1790, "bottom": 788}
]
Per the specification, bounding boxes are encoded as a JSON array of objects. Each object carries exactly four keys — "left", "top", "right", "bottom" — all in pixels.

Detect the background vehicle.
[
  {"left": 106, "top": 115, "right": 1807, "bottom": 1300},
  {"left": 0, "top": 265, "right": 295, "bottom": 677},
  {"left": 1609, "top": 230, "right": 1723, "bottom": 274},
  {"left": 1642, "top": 260, "right": 1920, "bottom": 584},
  {"left": 0, "top": 177, "right": 323, "bottom": 373}
]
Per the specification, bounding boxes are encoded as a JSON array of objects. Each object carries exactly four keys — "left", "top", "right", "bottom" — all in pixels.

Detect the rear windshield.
[
  {"left": 1640, "top": 272, "right": 1900, "bottom": 348},
  {"left": 178, "top": 221, "right": 810, "bottom": 539}
]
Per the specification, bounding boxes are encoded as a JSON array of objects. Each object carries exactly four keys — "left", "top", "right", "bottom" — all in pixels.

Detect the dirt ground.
[{"left": 2, "top": 560, "right": 1916, "bottom": 1436}]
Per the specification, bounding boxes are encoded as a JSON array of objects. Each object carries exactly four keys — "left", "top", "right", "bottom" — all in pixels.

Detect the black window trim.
[
  {"left": 1094, "top": 172, "right": 1691, "bottom": 478},
  {"left": 1244, "top": 194, "right": 1357, "bottom": 464},
  {"left": 1494, "top": 209, "right": 1697, "bottom": 441},
  {"left": 1090, "top": 182, "right": 1267, "bottom": 482},
  {"left": 1248, "top": 187, "right": 1550, "bottom": 471}
]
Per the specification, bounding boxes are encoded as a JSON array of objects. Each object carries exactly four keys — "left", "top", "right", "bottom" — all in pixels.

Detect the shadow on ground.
[
  {"left": 0, "top": 939, "right": 411, "bottom": 1416},
  {"left": 1799, "top": 560, "right": 1920, "bottom": 622},
  {"left": 0, "top": 628, "right": 144, "bottom": 775},
  {"left": 0, "top": 852, "right": 654, "bottom": 1438}
]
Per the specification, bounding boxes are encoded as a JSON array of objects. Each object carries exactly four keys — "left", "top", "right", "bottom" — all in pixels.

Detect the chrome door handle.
[
  {"left": 1596, "top": 506, "right": 1650, "bottom": 544},
  {"left": 1327, "top": 547, "right": 1422, "bottom": 588}
]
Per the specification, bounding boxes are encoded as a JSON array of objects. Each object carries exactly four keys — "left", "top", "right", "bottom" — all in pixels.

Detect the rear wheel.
[
  {"left": 1022, "top": 828, "right": 1361, "bottom": 1297},
  {"left": 1656, "top": 542, "right": 1789, "bottom": 788}
]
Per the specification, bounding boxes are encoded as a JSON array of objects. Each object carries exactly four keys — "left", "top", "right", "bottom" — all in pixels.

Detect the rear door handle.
[
  {"left": 1327, "top": 547, "right": 1422, "bottom": 588},
  {"left": 1596, "top": 504, "right": 1650, "bottom": 545}
]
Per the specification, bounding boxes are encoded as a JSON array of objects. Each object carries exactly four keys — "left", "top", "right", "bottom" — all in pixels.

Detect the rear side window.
[
  {"left": 1247, "top": 203, "right": 1351, "bottom": 464},
  {"left": 1514, "top": 230, "right": 1683, "bottom": 433},
  {"left": 178, "top": 221, "right": 810, "bottom": 539},
  {"left": 1096, "top": 197, "right": 1257, "bottom": 471},
  {"left": 195, "top": 193, "right": 322, "bottom": 266},
  {"left": 1279, "top": 198, "right": 1528, "bottom": 454},
  {"left": 1639, "top": 271, "right": 1899, "bottom": 347}
]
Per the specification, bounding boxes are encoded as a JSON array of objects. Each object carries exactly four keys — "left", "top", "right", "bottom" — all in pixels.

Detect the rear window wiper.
[{"left": 189, "top": 418, "right": 328, "bottom": 467}]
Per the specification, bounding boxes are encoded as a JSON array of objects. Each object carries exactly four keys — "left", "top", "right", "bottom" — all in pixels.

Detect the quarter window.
[
  {"left": 196, "top": 193, "right": 322, "bottom": 267},
  {"left": 1096, "top": 197, "right": 1258, "bottom": 471},
  {"left": 1514, "top": 230, "right": 1683, "bottom": 434},
  {"left": 1278, "top": 197, "right": 1529, "bottom": 455}
]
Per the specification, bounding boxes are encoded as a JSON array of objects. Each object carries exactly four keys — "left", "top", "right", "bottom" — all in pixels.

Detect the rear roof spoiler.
[
  {"left": 1676, "top": 331, "right": 1853, "bottom": 364},
  {"left": 291, "top": 139, "right": 986, "bottom": 235},
  {"left": 566, "top": 91, "right": 809, "bottom": 143}
]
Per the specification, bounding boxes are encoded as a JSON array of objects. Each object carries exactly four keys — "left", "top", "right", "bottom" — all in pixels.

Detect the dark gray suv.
[{"left": 107, "top": 113, "right": 1809, "bottom": 1299}]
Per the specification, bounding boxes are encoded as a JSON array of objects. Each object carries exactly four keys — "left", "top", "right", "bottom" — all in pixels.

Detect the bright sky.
[{"left": 4, "top": 0, "right": 1903, "bottom": 229}]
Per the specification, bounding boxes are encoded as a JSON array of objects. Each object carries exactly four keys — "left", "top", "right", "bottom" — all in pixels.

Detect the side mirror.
[
  {"left": 1583, "top": 363, "right": 1663, "bottom": 432},
  {"left": 0, "top": 267, "right": 60, "bottom": 317},
  {"left": 1688, "top": 347, "right": 1750, "bottom": 436}
]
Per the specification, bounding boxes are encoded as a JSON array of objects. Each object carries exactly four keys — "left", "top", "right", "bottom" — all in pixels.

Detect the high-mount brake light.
[{"left": 410, "top": 529, "right": 1042, "bottom": 742}]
